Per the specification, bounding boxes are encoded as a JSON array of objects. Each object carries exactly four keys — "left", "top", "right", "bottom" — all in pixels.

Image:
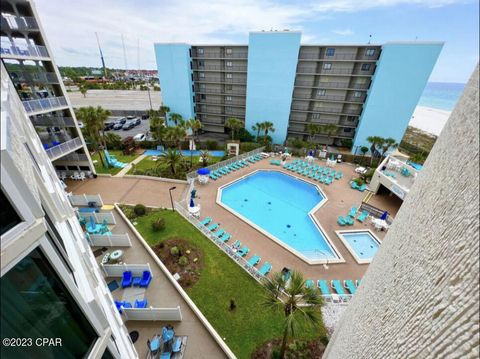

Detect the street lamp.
[
  {"left": 147, "top": 86, "right": 153, "bottom": 110},
  {"left": 168, "top": 186, "right": 176, "bottom": 211}
]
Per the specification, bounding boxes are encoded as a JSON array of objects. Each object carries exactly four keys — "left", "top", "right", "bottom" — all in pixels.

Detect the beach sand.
[{"left": 408, "top": 106, "right": 451, "bottom": 136}]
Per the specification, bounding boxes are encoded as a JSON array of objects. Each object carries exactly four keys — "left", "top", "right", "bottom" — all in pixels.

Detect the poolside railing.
[
  {"left": 185, "top": 146, "right": 265, "bottom": 181},
  {"left": 360, "top": 202, "right": 394, "bottom": 225}
]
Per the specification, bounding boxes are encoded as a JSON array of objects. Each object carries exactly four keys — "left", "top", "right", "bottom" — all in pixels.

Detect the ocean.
[{"left": 418, "top": 82, "right": 466, "bottom": 111}]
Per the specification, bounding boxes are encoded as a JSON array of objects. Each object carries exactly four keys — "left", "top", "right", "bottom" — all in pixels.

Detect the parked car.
[
  {"left": 133, "top": 118, "right": 141, "bottom": 126},
  {"left": 122, "top": 121, "right": 135, "bottom": 130},
  {"left": 126, "top": 115, "right": 136, "bottom": 120},
  {"left": 113, "top": 121, "right": 124, "bottom": 130},
  {"left": 133, "top": 133, "right": 146, "bottom": 141},
  {"left": 141, "top": 114, "right": 149, "bottom": 120},
  {"left": 117, "top": 117, "right": 127, "bottom": 125},
  {"left": 103, "top": 121, "right": 115, "bottom": 131}
]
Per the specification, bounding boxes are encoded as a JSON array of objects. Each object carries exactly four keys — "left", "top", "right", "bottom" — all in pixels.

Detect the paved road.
[{"left": 68, "top": 89, "right": 162, "bottom": 111}]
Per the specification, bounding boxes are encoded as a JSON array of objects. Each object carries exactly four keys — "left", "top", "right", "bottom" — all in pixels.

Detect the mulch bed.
[
  {"left": 251, "top": 338, "right": 326, "bottom": 359},
  {"left": 151, "top": 237, "right": 203, "bottom": 289}
]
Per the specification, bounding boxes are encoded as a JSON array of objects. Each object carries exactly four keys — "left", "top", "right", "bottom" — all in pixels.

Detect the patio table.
[{"left": 110, "top": 249, "right": 124, "bottom": 262}]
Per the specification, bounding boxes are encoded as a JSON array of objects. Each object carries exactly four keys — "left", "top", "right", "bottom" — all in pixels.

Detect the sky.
[{"left": 34, "top": 0, "right": 479, "bottom": 83}]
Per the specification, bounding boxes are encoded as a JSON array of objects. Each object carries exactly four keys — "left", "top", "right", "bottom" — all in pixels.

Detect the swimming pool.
[
  {"left": 336, "top": 230, "right": 381, "bottom": 264},
  {"left": 219, "top": 170, "right": 341, "bottom": 263},
  {"left": 144, "top": 149, "right": 225, "bottom": 157}
]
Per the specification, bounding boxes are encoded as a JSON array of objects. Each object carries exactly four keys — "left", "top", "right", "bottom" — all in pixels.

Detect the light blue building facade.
[
  {"left": 352, "top": 42, "right": 443, "bottom": 152},
  {"left": 154, "top": 34, "right": 442, "bottom": 152}
]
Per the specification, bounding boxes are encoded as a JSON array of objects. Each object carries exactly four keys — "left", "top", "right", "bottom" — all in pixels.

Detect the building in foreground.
[
  {"left": 0, "top": 0, "right": 95, "bottom": 176},
  {"left": 0, "top": 62, "right": 137, "bottom": 358},
  {"left": 323, "top": 65, "right": 479, "bottom": 358},
  {"left": 154, "top": 31, "right": 442, "bottom": 152}
]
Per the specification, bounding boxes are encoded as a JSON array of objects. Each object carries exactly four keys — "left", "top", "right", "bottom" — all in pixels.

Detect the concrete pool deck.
[{"left": 67, "top": 157, "right": 401, "bottom": 284}]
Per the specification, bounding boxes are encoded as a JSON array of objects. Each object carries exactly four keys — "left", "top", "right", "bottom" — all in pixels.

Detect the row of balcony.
[
  {"left": 287, "top": 128, "right": 355, "bottom": 139},
  {"left": 1, "top": 14, "right": 39, "bottom": 32},
  {"left": 31, "top": 116, "right": 76, "bottom": 127},
  {"left": 194, "top": 76, "right": 247, "bottom": 85},
  {"left": 22, "top": 96, "right": 68, "bottom": 114},
  {"left": 290, "top": 104, "right": 362, "bottom": 116},
  {"left": 298, "top": 53, "right": 378, "bottom": 61},
  {"left": 10, "top": 70, "right": 59, "bottom": 84},
  {"left": 292, "top": 93, "right": 366, "bottom": 103},
  {"left": 296, "top": 67, "right": 373, "bottom": 76},
  {"left": 1, "top": 40, "right": 49, "bottom": 58},
  {"left": 59, "top": 152, "right": 90, "bottom": 162},
  {"left": 192, "top": 52, "right": 248, "bottom": 59},
  {"left": 194, "top": 65, "right": 248, "bottom": 72},
  {"left": 196, "top": 108, "right": 245, "bottom": 117},
  {"left": 45, "top": 137, "right": 84, "bottom": 161},
  {"left": 289, "top": 117, "right": 358, "bottom": 127},
  {"left": 294, "top": 80, "right": 369, "bottom": 90},
  {"left": 196, "top": 98, "right": 246, "bottom": 106},
  {"left": 194, "top": 87, "right": 246, "bottom": 96}
]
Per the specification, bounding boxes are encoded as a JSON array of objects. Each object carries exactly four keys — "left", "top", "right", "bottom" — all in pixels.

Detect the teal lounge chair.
[
  {"left": 258, "top": 262, "right": 272, "bottom": 276},
  {"left": 238, "top": 246, "right": 249, "bottom": 257},
  {"left": 220, "top": 233, "right": 231, "bottom": 242},
  {"left": 200, "top": 217, "right": 212, "bottom": 226},
  {"left": 247, "top": 255, "right": 261, "bottom": 266},
  {"left": 335, "top": 171, "right": 343, "bottom": 180},
  {"left": 357, "top": 210, "right": 369, "bottom": 222},
  {"left": 331, "top": 280, "right": 347, "bottom": 298},
  {"left": 338, "top": 216, "right": 347, "bottom": 226},
  {"left": 345, "top": 216, "right": 354, "bottom": 226},
  {"left": 209, "top": 173, "right": 217, "bottom": 180},
  {"left": 207, "top": 223, "right": 219, "bottom": 231},
  {"left": 348, "top": 207, "right": 358, "bottom": 217},
  {"left": 232, "top": 240, "right": 241, "bottom": 249},
  {"left": 305, "top": 279, "right": 314, "bottom": 289},
  {"left": 351, "top": 181, "right": 359, "bottom": 189},
  {"left": 213, "top": 229, "right": 225, "bottom": 238},
  {"left": 317, "top": 280, "right": 331, "bottom": 296},
  {"left": 344, "top": 280, "right": 357, "bottom": 294},
  {"left": 358, "top": 184, "right": 367, "bottom": 192}
]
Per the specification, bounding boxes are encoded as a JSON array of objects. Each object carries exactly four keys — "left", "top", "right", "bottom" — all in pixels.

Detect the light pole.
[
  {"left": 168, "top": 186, "right": 176, "bottom": 211},
  {"left": 147, "top": 87, "right": 153, "bottom": 110}
]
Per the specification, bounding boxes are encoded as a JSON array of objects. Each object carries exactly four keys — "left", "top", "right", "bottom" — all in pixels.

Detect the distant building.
[{"left": 155, "top": 31, "right": 442, "bottom": 151}]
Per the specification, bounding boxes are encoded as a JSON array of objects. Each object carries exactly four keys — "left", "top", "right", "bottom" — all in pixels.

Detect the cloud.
[
  {"left": 332, "top": 28, "right": 354, "bottom": 36},
  {"left": 32, "top": 0, "right": 469, "bottom": 69}
]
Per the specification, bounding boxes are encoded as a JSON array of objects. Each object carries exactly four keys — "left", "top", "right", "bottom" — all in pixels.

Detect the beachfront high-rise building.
[
  {"left": 154, "top": 31, "right": 443, "bottom": 152},
  {"left": 0, "top": 0, "right": 95, "bottom": 176},
  {"left": 0, "top": 63, "right": 137, "bottom": 358}
]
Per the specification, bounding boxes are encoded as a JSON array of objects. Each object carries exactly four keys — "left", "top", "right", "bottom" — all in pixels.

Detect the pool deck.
[{"left": 67, "top": 157, "right": 401, "bottom": 284}]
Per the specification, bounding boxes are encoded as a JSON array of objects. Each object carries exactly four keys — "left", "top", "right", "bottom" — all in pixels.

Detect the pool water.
[
  {"left": 341, "top": 231, "right": 380, "bottom": 260},
  {"left": 220, "top": 171, "right": 337, "bottom": 260},
  {"left": 144, "top": 149, "right": 225, "bottom": 157}
]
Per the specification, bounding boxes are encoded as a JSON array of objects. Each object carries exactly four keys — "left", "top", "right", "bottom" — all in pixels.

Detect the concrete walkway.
[{"left": 114, "top": 154, "right": 147, "bottom": 177}]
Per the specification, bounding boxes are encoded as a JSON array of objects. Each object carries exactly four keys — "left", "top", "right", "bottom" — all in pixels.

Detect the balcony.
[
  {"left": 45, "top": 137, "right": 84, "bottom": 160},
  {"left": 196, "top": 109, "right": 245, "bottom": 117},
  {"left": 9, "top": 71, "right": 59, "bottom": 84},
  {"left": 299, "top": 53, "right": 357, "bottom": 61},
  {"left": 22, "top": 96, "right": 68, "bottom": 114},
  {"left": 196, "top": 98, "right": 245, "bottom": 107},
  {"left": 296, "top": 67, "right": 353, "bottom": 75},
  {"left": 194, "top": 87, "right": 246, "bottom": 96},
  {"left": 192, "top": 52, "right": 248, "bottom": 59},
  {"left": 292, "top": 93, "right": 366, "bottom": 103},
  {"left": 59, "top": 152, "right": 90, "bottom": 162},
  {"left": 31, "top": 116, "right": 76, "bottom": 127},
  {"left": 290, "top": 104, "right": 362, "bottom": 116},
  {"left": 1, "top": 40, "right": 49, "bottom": 59},
  {"left": 194, "top": 76, "right": 247, "bottom": 85},
  {"left": 294, "top": 80, "right": 370, "bottom": 90},
  {"left": 194, "top": 65, "right": 247, "bottom": 72},
  {"left": 1, "top": 14, "right": 39, "bottom": 32}
]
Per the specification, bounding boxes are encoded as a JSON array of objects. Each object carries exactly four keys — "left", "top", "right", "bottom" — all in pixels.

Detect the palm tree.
[
  {"left": 319, "top": 124, "right": 338, "bottom": 145},
  {"left": 380, "top": 137, "right": 398, "bottom": 158},
  {"left": 251, "top": 122, "right": 262, "bottom": 142},
  {"left": 366, "top": 136, "right": 384, "bottom": 166},
  {"left": 261, "top": 121, "right": 275, "bottom": 143},
  {"left": 360, "top": 146, "right": 369, "bottom": 165},
  {"left": 169, "top": 112, "right": 183, "bottom": 127},
  {"left": 165, "top": 126, "right": 186, "bottom": 150},
  {"left": 263, "top": 271, "right": 323, "bottom": 359},
  {"left": 199, "top": 150, "right": 210, "bottom": 167},
  {"left": 149, "top": 109, "right": 166, "bottom": 147},
  {"left": 186, "top": 118, "right": 202, "bottom": 142},
  {"left": 225, "top": 117, "right": 243, "bottom": 140},
  {"left": 305, "top": 123, "right": 321, "bottom": 143},
  {"left": 159, "top": 105, "right": 170, "bottom": 122},
  {"left": 160, "top": 148, "right": 182, "bottom": 175}
]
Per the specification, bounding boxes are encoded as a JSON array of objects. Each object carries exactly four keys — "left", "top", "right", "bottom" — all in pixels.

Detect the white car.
[
  {"left": 133, "top": 133, "right": 146, "bottom": 141},
  {"left": 355, "top": 166, "right": 368, "bottom": 174}
]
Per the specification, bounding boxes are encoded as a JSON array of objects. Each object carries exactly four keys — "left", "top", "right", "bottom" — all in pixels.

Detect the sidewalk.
[{"left": 114, "top": 154, "right": 147, "bottom": 177}]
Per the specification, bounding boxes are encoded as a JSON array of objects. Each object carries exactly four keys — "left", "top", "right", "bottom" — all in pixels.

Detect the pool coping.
[
  {"left": 216, "top": 169, "right": 346, "bottom": 265},
  {"left": 335, "top": 229, "right": 382, "bottom": 264}
]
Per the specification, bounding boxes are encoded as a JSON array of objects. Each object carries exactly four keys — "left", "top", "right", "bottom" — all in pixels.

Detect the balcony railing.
[
  {"left": 194, "top": 65, "right": 247, "bottom": 72},
  {"left": 196, "top": 98, "right": 246, "bottom": 106},
  {"left": 1, "top": 41, "right": 49, "bottom": 58},
  {"left": 196, "top": 109, "right": 245, "bottom": 117},
  {"left": 22, "top": 96, "right": 68, "bottom": 113},
  {"left": 291, "top": 104, "right": 362, "bottom": 116},
  {"left": 299, "top": 53, "right": 357, "bottom": 61},
  {"left": 293, "top": 93, "right": 366, "bottom": 103},
  {"left": 297, "top": 67, "right": 353, "bottom": 75},
  {"left": 192, "top": 52, "right": 248, "bottom": 59},
  {"left": 31, "top": 116, "right": 76, "bottom": 127},
  {"left": 9, "top": 71, "right": 59, "bottom": 84},
  {"left": 194, "top": 87, "right": 246, "bottom": 96},
  {"left": 60, "top": 152, "right": 89, "bottom": 162},
  {"left": 45, "top": 137, "right": 84, "bottom": 160},
  {"left": 1, "top": 15, "right": 39, "bottom": 31},
  {"left": 294, "top": 80, "right": 370, "bottom": 90},
  {"left": 195, "top": 76, "right": 247, "bottom": 84}
]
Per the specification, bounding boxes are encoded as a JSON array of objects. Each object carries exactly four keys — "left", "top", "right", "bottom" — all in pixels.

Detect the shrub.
[
  {"left": 151, "top": 217, "right": 165, "bottom": 232},
  {"left": 289, "top": 138, "right": 307, "bottom": 149},
  {"left": 353, "top": 177, "right": 365, "bottom": 186},
  {"left": 205, "top": 140, "right": 218, "bottom": 150},
  {"left": 123, "top": 207, "right": 136, "bottom": 221},
  {"left": 229, "top": 298, "right": 236, "bottom": 311},
  {"left": 239, "top": 142, "right": 261, "bottom": 153},
  {"left": 133, "top": 204, "right": 147, "bottom": 216},
  {"left": 237, "top": 128, "right": 255, "bottom": 142},
  {"left": 341, "top": 139, "right": 353, "bottom": 148},
  {"left": 170, "top": 246, "right": 179, "bottom": 257},
  {"left": 319, "top": 335, "right": 329, "bottom": 346},
  {"left": 178, "top": 256, "right": 189, "bottom": 266},
  {"left": 105, "top": 133, "right": 123, "bottom": 150},
  {"left": 362, "top": 168, "right": 376, "bottom": 182}
]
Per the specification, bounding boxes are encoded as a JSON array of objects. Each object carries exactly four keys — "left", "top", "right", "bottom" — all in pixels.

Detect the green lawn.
[
  {"left": 91, "top": 150, "right": 139, "bottom": 175},
  {"left": 130, "top": 208, "right": 324, "bottom": 359}
]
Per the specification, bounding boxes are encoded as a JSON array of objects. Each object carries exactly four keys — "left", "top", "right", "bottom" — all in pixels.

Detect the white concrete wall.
[{"left": 324, "top": 65, "right": 479, "bottom": 358}]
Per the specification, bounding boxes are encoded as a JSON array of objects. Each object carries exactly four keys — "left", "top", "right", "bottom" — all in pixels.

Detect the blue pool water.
[
  {"left": 340, "top": 232, "right": 380, "bottom": 261},
  {"left": 144, "top": 149, "right": 225, "bottom": 157},
  {"left": 220, "top": 171, "right": 337, "bottom": 260}
]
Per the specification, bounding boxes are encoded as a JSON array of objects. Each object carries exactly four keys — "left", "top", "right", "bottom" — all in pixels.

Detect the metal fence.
[
  {"left": 22, "top": 96, "right": 68, "bottom": 113},
  {"left": 45, "top": 137, "right": 84, "bottom": 160},
  {"left": 1, "top": 40, "right": 48, "bottom": 58},
  {"left": 89, "top": 233, "right": 132, "bottom": 247},
  {"left": 101, "top": 263, "right": 152, "bottom": 277},
  {"left": 360, "top": 202, "right": 394, "bottom": 225},
  {"left": 69, "top": 193, "right": 104, "bottom": 207},
  {"left": 122, "top": 306, "right": 183, "bottom": 321}
]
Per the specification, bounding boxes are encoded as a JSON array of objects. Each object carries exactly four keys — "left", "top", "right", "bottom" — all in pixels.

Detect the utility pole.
[
  {"left": 121, "top": 34, "right": 128, "bottom": 73},
  {"left": 95, "top": 32, "right": 107, "bottom": 78}
]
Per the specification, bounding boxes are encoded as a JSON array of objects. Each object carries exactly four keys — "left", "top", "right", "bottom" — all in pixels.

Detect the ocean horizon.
[{"left": 418, "top": 82, "right": 466, "bottom": 112}]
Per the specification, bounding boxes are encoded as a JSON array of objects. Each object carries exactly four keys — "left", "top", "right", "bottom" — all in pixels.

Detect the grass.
[
  {"left": 130, "top": 208, "right": 324, "bottom": 359},
  {"left": 91, "top": 150, "right": 139, "bottom": 175}
]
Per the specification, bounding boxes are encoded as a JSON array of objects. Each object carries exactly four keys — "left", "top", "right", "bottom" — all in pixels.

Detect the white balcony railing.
[
  {"left": 1, "top": 40, "right": 48, "bottom": 58},
  {"left": 22, "top": 96, "right": 68, "bottom": 113},
  {"left": 45, "top": 137, "right": 84, "bottom": 160},
  {"left": 31, "top": 116, "right": 76, "bottom": 127},
  {"left": 1, "top": 15, "right": 39, "bottom": 31}
]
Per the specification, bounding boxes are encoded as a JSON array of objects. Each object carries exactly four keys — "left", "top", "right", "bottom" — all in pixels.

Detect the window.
[
  {"left": 197, "top": 48, "right": 204, "bottom": 55},
  {"left": 0, "top": 190, "right": 22, "bottom": 236},
  {"left": 200, "top": 94, "right": 206, "bottom": 100},
  {"left": 344, "top": 127, "right": 352, "bottom": 133},
  {"left": 323, "top": 63, "right": 332, "bottom": 70},
  {"left": 199, "top": 72, "right": 205, "bottom": 78},
  {"left": 226, "top": 85, "right": 233, "bottom": 90},
  {"left": 347, "top": 116, "right": 356, "bottom": 122},
  {"left": 226, "top": 48, "right": 233, "bottom": 55},
  {"left": 226, "top": 61, "right": 233, "bottom": 67},
  {"left": 200, "top": 84, "right": 206, "bottom": 89},
  {"left": 325, "top": 48, "right": 335, "bottom": 56},
  {"left": 312, "top": 114, "right": 321, "bottom": 120},
  {"left": 317, "top": 89, "right": 326, "bottom": 97},
  {"left": 225, "top": 96, "right": 232, "bottom": 102},
  {"left": 365, "top": 48, "right": 376, "bottom": 56},
  {"left": 353, "top": 91, "right": 362, "bottom": 98},
  {"left": 198, "top": 60, "right": 204, "bottom": 67},
  {"left": 0, "top": 248, "right": 98, "bottom": 357},
  {"left": 361, "top": 63, "right": 371, "bottom": 71},
  {"left": 226, "top": 73, "right": 233, "bottom": 79}
]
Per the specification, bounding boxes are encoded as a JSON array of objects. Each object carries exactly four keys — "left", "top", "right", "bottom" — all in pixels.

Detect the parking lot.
[{"left": 104, "top": 116, "right": 151, "bottom": 140}]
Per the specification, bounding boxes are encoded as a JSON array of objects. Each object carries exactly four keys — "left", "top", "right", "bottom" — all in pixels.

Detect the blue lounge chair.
[
  {"left": 115, "top": 300, "right": 132, "bottom": 313},
  {"left": 200, "top": 217, "right": 212, "bottom": 226},
  {"left": 345, "top": 216, "right": 354, "bottom": 226},
  {"left": 317, "top": 280, "right": 331, "bottom": 296},
  {"left": 305, "top": 279, "right": 314, "bottom": 289},
  {"left": 258, "top": 262, "right": 272, "bottom": 276},
  {"left": 350, "top": 181, "right": 359, "bottom": 189},
  {"left": 348, "top": 207, "right": 358, "bottom": 217},
  {"left": 139, "top": 271, "right": 152, "bottom": 288},
  {"left": 232, "top": 240, "right": 241, "bottom": 249},
  {"left": 344, "top": 280, "right": 356, "bottom": 294},
  {"left": 220, "top": 233, "right": 231, "bottom": 242},
  {"left": 247, "top": 255, "right": 261, "bottom": 266},
  {"left": 121, "top": 271, "right": 133, "bottom": 288},
  {"left": 209, "top": 174, "right": 217, "bottom": 180},
  {"left": 357, "top": 210, "right": 369, "bottom": 222},
  {"left": 135, "top": 299, "right": 148, "bottom": 308},
  {"left": 358, "top": 184, "right": 367, "bottom": 192},
  {"left": 208, "top": 222, "right": 219, "bottom": 231},
  {"left": 172, "top": 337, "right": 182, "bottom": 353},
  {"left": 331, "top": 280, "right": 347, "bottom": 298},
  {"left": 338, "top": 216, "right": 347, "bottom": 226},
  {"left": 335, "top": 171, "right": 343, "bottom": 179},
  {"left": 238, "top": 246, "right": 249, "bottom": 257},
  {"left": 213, "top": 229, "right": 225, "bottom": 238}
]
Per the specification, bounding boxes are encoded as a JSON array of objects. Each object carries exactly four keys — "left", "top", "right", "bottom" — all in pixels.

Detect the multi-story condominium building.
[
  {"left": 0, "top": 63, "right": 137, "bottom": 358},
  {"left": 0, "top": 0, "right": 95, "bottom": 175},
  {"left": 155, "top": 31, "right": 442, "bottom": 152}
]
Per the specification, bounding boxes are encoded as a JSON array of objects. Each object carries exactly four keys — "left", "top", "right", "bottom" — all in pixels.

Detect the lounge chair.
[
  {"left": 232, "top": 240, "right": 241, "bottom": 249},
  {"left": 139, "top": 271, "right": 152, "bottom": 288},
  {"left": 358, "top": 184, "right": 367, "bottom": 192},
  {"left": 115, "top": 300, "right": 132, "bottom": 313},
  {"left": 348, "top": 207, "right": 358, "bottom": 217},
  {"left": 337, "top": 216, "right": 347, "bottom": 226},
  {"left": 172, "top": 337, "right": 182, "bottom": 353},
  {"left": 213, "top": 229, "right": 225, "bottom": 238},
  {"left": 335, "top": 171, "right": 343, "bottom": 180},
  {"left": 331, "top": 280, "right": 347, "bottom": 298},
  {"left": 200, "top": 217, "right": 212, "bottom": 226},
  {"left": 220, "top": 233, "right": 231, "bottom": 242},
  {"left": 247, "top": 255, "right": 261, "bottom": 266},
  {"left": 357, "top": 210, "right": 369, "bottom": 222},
  {"left": 238, "top": 246, "right": 249, "bottom": 257},
  {"left": 350, "top": 181, "right": 359, "bottom": 189},
  {"left": 258, "top": 262, "right": 272, "bottom": 276},
  {"left": 344, "top": 280, "right": 356, "bottom": 294},
  {"left": 356, "top": 279, "right": 362, "bottom": 287},
  {"left": 305, "top": 279, "right": 314, "bottom": 289},
  {"left": 135, "top": 299, "right": 148, "bottom": 308},
  {"left": 345, "top": 216, "right": 354, "bottom": 226},
  {"left": 207, "top": 222, "right": 219, "bottom": 231},
  {"left": 121, "top": 271, "right": 133, "bottom": 288},
  {"left": 317, "top": 280, "right": 331, "bottom": 296}
]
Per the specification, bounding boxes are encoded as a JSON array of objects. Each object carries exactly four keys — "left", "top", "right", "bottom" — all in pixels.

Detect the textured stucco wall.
[{"left": 324, "top": 65, "right": 479, "bottom": 358}]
